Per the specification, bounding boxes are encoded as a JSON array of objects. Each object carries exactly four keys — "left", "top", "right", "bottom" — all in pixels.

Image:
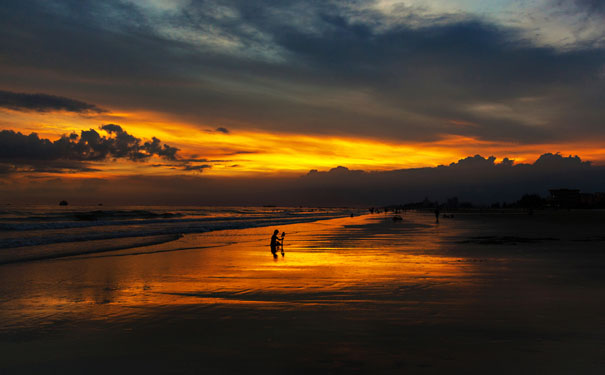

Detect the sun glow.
[{"left": 3, "top": 108, "right": 605, "bottom": 178}]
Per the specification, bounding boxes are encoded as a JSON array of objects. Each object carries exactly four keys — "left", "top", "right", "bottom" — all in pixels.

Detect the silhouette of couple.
[{"left": 270, "top": 229, "right": 285, "bottom": 257}]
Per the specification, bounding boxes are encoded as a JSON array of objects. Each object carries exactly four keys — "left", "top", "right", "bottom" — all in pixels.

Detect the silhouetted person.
[
  {"left": 434, "top": 207, "right": 440, "bottom": 223},
  {"left": 280, "top": 232, "right": 286, "bottom": 256},
  {"left": 270, "top": 229, "right": 280, "bottom": 255}
]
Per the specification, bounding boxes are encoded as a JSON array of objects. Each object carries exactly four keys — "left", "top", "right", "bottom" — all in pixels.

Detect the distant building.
[
  {"left": 445, "top": 197, "right": 459, "bottom": 209},
  {"left": 580, "top": 193, "right": 595, "bottom": 206},
  {"left": 549, "top": 189, "right": 580, "bottom": 208},
  {"left": 580, "top": 192, "right": 605, "bottom": 208}
]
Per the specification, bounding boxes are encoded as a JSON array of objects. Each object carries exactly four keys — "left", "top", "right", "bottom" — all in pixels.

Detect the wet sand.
[{"left": 1, "top": 211, "right": 605, "bottom": 374}]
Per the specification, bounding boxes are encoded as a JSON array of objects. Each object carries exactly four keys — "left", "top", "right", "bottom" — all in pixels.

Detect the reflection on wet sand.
[{"left": 0, "top": 214, "right": 470, "bottom": 326}]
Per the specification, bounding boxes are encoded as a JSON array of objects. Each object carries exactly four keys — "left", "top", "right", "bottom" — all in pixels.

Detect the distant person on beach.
[
  {"left": 434, "top": 207, "right": 440, "bottom": 223},
  {"left": 270, "top": 229, "right": 281, "bottom": 255}
]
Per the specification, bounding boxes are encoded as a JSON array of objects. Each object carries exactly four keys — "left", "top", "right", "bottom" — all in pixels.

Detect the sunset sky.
[{"left": 1, "top": 0, "right": 604, "bottom": 203}]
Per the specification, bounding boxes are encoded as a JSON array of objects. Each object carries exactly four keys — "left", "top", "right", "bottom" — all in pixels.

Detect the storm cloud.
[{"left": 0, "top": 90, "right": 105, "bottom": 114}]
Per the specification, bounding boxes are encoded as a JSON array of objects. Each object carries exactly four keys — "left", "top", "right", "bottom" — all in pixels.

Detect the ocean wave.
[
  {"left": 0, "top": 211, "right": 341, "bottom": 232},
  {"left": 0, "top": 212, "right": 351, "bottom": 250},
  {"left": 0, "top": 209, "right": 185, "bottom": 223}
]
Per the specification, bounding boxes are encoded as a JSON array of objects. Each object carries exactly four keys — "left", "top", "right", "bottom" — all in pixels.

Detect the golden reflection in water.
[{"left": 0, "top": 214, "right": 474, "bottom": 327}]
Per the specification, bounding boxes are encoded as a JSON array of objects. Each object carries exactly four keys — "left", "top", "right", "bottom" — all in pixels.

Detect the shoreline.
[
  {"left": 0, "top": 210, "right": 359, "bottom": 264},
  {"left": 0, "top": 234, "right": 183, "bottom": 265}
]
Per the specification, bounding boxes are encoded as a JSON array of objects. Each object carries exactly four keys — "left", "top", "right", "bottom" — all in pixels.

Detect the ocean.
[{"left": 0, "top": 205, "right": 356, "bottom": 264}]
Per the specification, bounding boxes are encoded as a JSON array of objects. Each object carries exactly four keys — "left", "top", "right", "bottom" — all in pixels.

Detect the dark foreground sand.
[{"left": 1, "top": 211, "right": 605, "bottom": 374}]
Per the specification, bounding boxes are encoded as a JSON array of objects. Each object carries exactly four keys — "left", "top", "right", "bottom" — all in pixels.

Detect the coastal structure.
[{"left": 549, "top": 189, "right": 605, "bottom": 208}]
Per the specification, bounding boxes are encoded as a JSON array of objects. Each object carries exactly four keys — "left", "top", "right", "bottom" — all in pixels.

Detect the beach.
[{"left": 1, "top": 210, "right": 605, "bottom": 374}]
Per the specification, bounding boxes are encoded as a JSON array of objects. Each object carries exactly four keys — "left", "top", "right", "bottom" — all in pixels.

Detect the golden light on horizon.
[{"left": 3, "top": 107, "right": 605, "bottom": 178}]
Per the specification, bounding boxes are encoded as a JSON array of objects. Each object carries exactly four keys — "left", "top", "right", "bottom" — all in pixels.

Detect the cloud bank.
[
  {"left": 287, "top": 153, "right": 602, "bottom": 206},
  {"left": 3, "top": 153, "right": 605, "bottom": 206}
]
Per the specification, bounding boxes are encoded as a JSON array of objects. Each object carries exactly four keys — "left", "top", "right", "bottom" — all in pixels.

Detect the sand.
[{"left": 1, "top": 211, "right": 605, "bottom": 374}]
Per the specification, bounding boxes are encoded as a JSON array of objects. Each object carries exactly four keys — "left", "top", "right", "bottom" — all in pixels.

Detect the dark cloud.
[
  {"left": 0, "top": 125, "right": 179, "bottom": 173},
  {"left": 0, "top": 90, "right": 105, "bottom": 113},
  {"left": 532, "top": 152, "right": 591, "bottom": 169},
  {"left": 101, "top": 124, "right": 179, "bottom": 161},
  {"left": 0, "top": 160, "right": 100, "bottom": 175},
  {"left": 183, "top": 164, "right": 212, "bottom": 172},
  {"left": 0, "top": 0, "right": 603, "bottom": 145},
  {"left": 292, "top": 153, "right": 602, "bottom": 205},
  {"left": 206, "top": 127, "right": 231, "bottom": 134}
]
